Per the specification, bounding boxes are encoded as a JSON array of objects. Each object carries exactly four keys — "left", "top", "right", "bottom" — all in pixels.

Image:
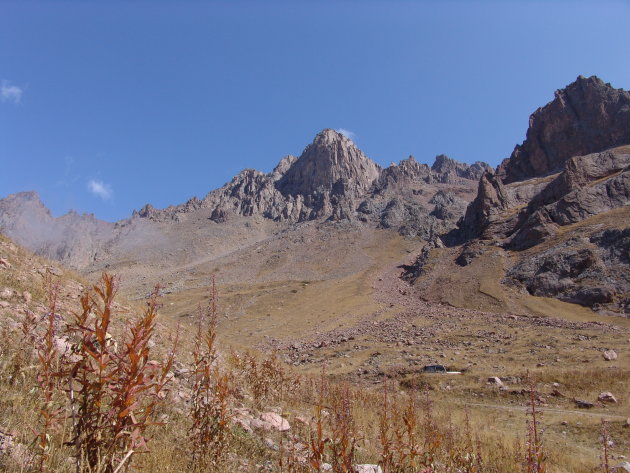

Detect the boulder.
[
  {"left": 259, "top": 412, "right": 290, "bottom": 432},
  {"left": 488, "top": 376, "right": 505, "bottom": 387},
  {"left": 575, "top": 399, "right": 594, "bottom": 409},
  {"left": 355, "top": 465, "right": 383, "bottom": 473},
  {"left": 604, "top": 350, "right": 618, "bottom": 361},
  {"left": 598, "top": 392, "right": 618, "bottom": 403}
]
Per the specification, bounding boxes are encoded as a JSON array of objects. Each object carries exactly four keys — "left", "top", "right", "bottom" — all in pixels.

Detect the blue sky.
[{"left": 1, "top": 0, "right": 629, "bottom": 222}]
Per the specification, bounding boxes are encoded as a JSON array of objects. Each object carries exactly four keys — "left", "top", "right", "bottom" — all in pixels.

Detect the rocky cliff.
[
  {"left": 497, "top": 75, "right": 630, "bottom": 183},
  {"left": 456, "top": 77, "right": 630, "bottom": 245},
  {"left": 436, "top": 76, "right": 630, "bottom": 314}
]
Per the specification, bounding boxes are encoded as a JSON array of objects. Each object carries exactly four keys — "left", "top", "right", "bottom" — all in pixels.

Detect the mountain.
[
  {"left": 0, "top": 191, "right": 115, "bottom": 268},
  {"left": 135, "top": 129, "right": 485, "bottom": 229},
  {"left": 2, "top": 79, "right": 629, "bottom": 473},
  {"left": 497, "top": 75, "right": 630, "bottom": 183},
  {"left": 404, "top": 76, "right": 630, "bottom": 315},
  {"left": 276, "top": 128, "right": 381, "bottom": 196},
  {"left": 3, "top": 77, "right": 628, "bottom": 316},
  {"left": 0, "top": 129, "right": 486, "bottom": 276}
]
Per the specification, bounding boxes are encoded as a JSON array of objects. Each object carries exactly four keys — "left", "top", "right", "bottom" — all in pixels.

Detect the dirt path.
[{"left": 459, "top": 401, "right": 629, "bottom": 420}]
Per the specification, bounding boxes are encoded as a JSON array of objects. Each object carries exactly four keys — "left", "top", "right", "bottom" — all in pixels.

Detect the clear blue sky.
[{"left": 2, "top": 0, "right": 629, "bottom": 222}]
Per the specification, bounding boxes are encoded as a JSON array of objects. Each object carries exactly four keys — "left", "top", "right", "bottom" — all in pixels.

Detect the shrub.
[{"left": 29, "top": 273, "right": 175, "bottom": 473}]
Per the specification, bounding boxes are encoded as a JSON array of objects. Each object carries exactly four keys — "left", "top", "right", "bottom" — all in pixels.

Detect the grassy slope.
[
  {"left": 130, "top": 215, "right": 630, "bottom": 471},
  {"left": 3, "top": 207, "right": 629, "bottom": 471}
]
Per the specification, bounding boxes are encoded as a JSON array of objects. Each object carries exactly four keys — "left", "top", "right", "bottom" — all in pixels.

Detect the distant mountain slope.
[{"left": 0, "top": 191, "right": 116, "bottom": 268}]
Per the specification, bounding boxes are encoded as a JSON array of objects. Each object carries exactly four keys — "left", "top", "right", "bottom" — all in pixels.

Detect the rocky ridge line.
[
  {"left": 0, "top": 129, "right": 487, "bottom": 269},
  {"left": 132, "top": 129, "right": 488, "bottom": 236}
]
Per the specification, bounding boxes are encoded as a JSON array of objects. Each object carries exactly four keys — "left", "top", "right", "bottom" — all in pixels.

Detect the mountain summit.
[{"left": 277, "top": 129, "right": 381, "bottom": 197}]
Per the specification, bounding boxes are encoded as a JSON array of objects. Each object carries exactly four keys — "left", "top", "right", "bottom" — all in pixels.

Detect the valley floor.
[{"left": 144, "top": 228, "right": 630, "bottom": 471}]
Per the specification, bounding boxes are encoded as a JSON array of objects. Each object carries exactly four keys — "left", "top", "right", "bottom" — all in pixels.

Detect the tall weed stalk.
[{"left": 188, "top": 276, "right": 232, "bottom": 470}]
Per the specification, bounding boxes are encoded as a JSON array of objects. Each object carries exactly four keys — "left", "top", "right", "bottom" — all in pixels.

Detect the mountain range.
[{"left": 1, "top": 75, "right": 628, "bottom": 316}]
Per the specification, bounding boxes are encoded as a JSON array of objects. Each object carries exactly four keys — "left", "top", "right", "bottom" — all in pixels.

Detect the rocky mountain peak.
[
  {"left": 3, "top": 190, "right": 45, "bottom": 204},
  {"left": 313, "top": 128, "right": 352, "bottom": 146},
  {"left": 276, "top": 129, "right": 381, "bottom": 197},
  {"left": 431, "top": 154, "right": 458, "bottom": 173},
  {"left": 271, "top": 155, "right": 298, "bottom": 180},
  {"left": 497, "top": 75, "right": 630, "bottom": 183},
  {"left": 0, "top": 191, "right": 52, "bottom": 219}
]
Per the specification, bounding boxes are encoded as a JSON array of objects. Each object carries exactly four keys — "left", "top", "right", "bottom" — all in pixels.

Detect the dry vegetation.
[
  {"left": 1, "top": 231, "right": 629, "bottom": 473},
  {"left": 0, "top": 266, "right": 626, "bottom": 473}
]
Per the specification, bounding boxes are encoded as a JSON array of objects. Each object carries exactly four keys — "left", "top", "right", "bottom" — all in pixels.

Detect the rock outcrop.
[
  {"left": 457, "top": 147, "right": 630, "bottom": 247},
  {"left": 445, "top": 76, "right": 630, "bottom": 314},
  {"left": 505, "top": 227, "right": 630, "bottom": 313},
  {"left": 498, "top": 75, "right": 630, "bottom": 183},
  {"left": 508, "top": 148, "right": 630, "bottom": 250}
]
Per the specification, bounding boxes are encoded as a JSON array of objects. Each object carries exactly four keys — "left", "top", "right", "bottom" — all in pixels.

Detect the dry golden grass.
[{"left": 2, "top": 221, "right": 629, "bottom": 473}]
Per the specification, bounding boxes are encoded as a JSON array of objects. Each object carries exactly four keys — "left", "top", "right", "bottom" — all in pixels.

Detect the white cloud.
[
  {"left": 1, "top": 81, "right": 24, "bottom": 103},
  {"left": 336, "top": 128, "right": 357, "bottom": 141},
  {"left": 87, "top": 179, "right": 113, "bottom": 200}
]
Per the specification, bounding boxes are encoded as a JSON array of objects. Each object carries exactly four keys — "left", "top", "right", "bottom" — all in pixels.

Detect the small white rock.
[
  {"left": 487, "top": 376, "right": 504, "bottom": 387},
  {"left": 260, "top": 412, "right": 290, "bottom": 432},
  {"left": 613, "top": 461, "right": 630, "bottom": 473},
  {"left": 598, "top": 392, "right": 618, "bottom": 403},
  {"left": 604, "top": 350, "right": 618, "bottom": 361},
  {"left": 354, "top": 465, "right": 383, "bottom": 473}
]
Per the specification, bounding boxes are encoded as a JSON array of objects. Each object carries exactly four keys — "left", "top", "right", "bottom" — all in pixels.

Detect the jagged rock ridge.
[
  {"left": 0, "top": 129, "right": 487, "bottom": 269},
  {"left": 136, "top": 129, "right": 487, "bottom": 236}
]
